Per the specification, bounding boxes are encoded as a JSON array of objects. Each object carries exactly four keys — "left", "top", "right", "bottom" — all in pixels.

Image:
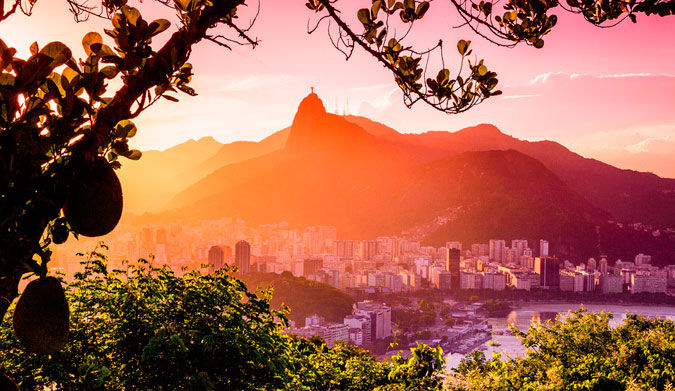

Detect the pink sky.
[{"left": 1, "top": 1, "right": 674, "bottom": 177}]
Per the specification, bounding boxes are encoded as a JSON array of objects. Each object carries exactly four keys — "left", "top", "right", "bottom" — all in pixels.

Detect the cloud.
[
  {"left": 213, "top": 73, "right": 295, "bottom": 93},
  {"left": 528, "top": 71, "right": 675, "bottom": 85},
  {"left": 626, "top": 135, "right": 675, "bottom": 155},
  {"left": 501, "top": 94, "right": 543, "bottom": 100}
]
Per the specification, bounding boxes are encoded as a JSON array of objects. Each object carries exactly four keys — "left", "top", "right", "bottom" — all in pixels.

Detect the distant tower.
[
  {"left": 599, "top": 257, "right": 609, "bottom": 275},
  {"left": 539, "top": 240, "right": 549, "bottom": 257},
  {"left": 235, "top": 240, "right": 251, "bottom": 274},
  {"left": 208, "top": 245, "right": 224, "bottom": 270},
  {"left": 446, "top": 248, "right": 461, "bottom": 288}
]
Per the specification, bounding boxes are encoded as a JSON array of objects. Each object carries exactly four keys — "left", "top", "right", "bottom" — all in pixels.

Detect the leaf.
[
  {"left": 457, "top": 39, "right": 469, "bottom": 55},
  {"left": 124, "top": 149, "right": 142, "bottom": 160},
  {"left": 533, "top": 39, "right": 545, "bottom": 49},
  {"left": 150, "top": 19, "right": 171, "bottom": 36},
  {"left": 30, "top": 42, "right": 39, "bottom": 56},
  {"left": 82, "top": 32, "right": 103, "bottom": 56},
  {"left": 40, "top": 42, "right": 72, "bottom": 68},
  {"left": 357, "top": 9, "right": 371, "bottom": 24},
  {"left": 100, "top": 66, "right": 119, "bottom": 79},
  {"left": 0, "top": 73, "right": 15, "bottom": 86},
  {"left": 416, "top": 2, "right": 430, "bottom": 18},
  {"left": 478, "top": 65, "right": 488, "bottom": 76},
  {"left": 89, "top": 43, "right": 117, "bottom": 58},
  {"left": 121, "top": 6, "right": 142, "bottom": 26},
  {"left": 372, "top": 0, "right": 382, "bottom": 19},
  {"left": 163, "top": 94, "right": 179, "bottom": 102}
]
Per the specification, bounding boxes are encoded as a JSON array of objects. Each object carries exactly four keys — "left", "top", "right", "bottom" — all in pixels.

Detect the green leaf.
[
  {"left": 533, "top": 39, "right": 545, "bottom": 49},
  {"left": 477, "top": 65, "right": 488, "bottom": 76}
]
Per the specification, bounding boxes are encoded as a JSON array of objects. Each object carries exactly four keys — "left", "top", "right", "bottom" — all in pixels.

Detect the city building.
[
  {"left": 489, "top": 240, "right": 506, "bottom": 263},
  {"left": 535, "top": 256, "right": 560, "bottom": 288},
  {"left": 235, "top": 240, "right": 251, "bottom": 274},
  {"left": 539, "top": 240, "right": 549, "bottom": 257},
  {"left": 359, "top": 240, "right": 378, "bottom": 261},
  {"left": 353, "top": 301, "right": 392, "bottom": 340},
  {"left": 343, "top": 314, "right": 372, "bottom": 346},
  {"left": 446, "top": 248, "right": 461, "bottom": 287},
  {"left": 207, "top": 245, "right": 224, "bottom": 269}
]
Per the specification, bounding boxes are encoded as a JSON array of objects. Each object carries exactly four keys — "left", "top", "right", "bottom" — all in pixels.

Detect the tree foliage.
[
  {"left": 0, "top": 249, "right": 447, "bottom": 390},
  {"left": 449, "top": 309, "right": 675, "bottom": 391}
]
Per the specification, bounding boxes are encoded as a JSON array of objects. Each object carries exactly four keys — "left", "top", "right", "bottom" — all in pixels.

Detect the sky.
[{"left": 1, "top": 0, "right": 674, "bottom": 178}]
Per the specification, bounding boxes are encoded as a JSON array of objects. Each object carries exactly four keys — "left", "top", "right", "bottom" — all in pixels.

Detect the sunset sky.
[{"left": 1, "top": 0, "right": 673, "bottom": 177}]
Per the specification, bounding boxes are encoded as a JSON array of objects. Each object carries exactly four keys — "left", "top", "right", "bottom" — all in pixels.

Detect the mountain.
[
  {"left": 172, "top": 127, "right": 291, "bottom": 189},
  {"left": 348, "top": 121, "right": 675, "bottom": 227},
  {"left": 155, "top": 93, "right": 622, "bottom": 262},
  {"left": 126, "top": 93, "right": 674, "bottom": 263},
  {"left": 118, "top": 136, "right": 222, "bottom": 213}
]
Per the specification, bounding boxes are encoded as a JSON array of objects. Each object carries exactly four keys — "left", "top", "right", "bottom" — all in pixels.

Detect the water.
[{"left": 445, "top": 303, "right": 675, "bottom": 369}]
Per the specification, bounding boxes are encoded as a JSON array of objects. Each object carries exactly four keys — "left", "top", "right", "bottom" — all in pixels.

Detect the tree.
[
  {"left": 0, "top": 248, "right": 448, "bottom": 390},
  {"left": 0, "top": 0, "right": 672, "bottom": 355},
  {"left": 448, "top": 309, "right": 675, "bottom": 391},
  {"left": 0, "top": 249, "right": 295, "bottom": 390}
]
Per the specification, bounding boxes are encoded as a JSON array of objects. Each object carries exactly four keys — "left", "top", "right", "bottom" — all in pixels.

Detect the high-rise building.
[
  {"left": 353, "top": 301, "right": 392, "bottom": 340},
  {"left": 359, "top": 240, "right": 378, "bottom": 260},
  {"left": 446, "top": 248, "right": 461, "bottom": 288},
  {"left": 208, "top": 245, "right": 225, "bottom": 270},
  {"left": 505, "top": 248, "right": 519, "bottom": 265},
  {"left": 335, "top": 240, "right": 356, "bottom": 258},
  {"left": 534, "top": 256, "right": 560, "bottom": 288},
  {"left": 471, "top": 243, "right": 489, "bottom": 257},
  {"left": 539, "top": 240, "right": 549, "bottom": 257},
  {"left": 489, "top": 240, "right": 506, "bottom": 263},
  {"left": 635, "top": 254, "right": 652, "bottom": 267},
  {"left": 344, "top": 314, "right": 372, "bottom": 346},
  {"left": 303, "top": 258, "right": 323, "bottom": 277},
  {"left": 235, "top": 240, "right": 251, "bottom": 274},
  {"left": 599, "top": 257, "right": 609, "bottom": 275},
  {"left": 445, "top": 241, "right": 462, "bottom": 251},
  {"left": 511, "top": 239, "right": 528, "bottom": 265}
]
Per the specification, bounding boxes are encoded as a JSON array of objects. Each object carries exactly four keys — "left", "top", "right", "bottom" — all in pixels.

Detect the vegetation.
[
  {"left": 479, "top": 300, "right": 511, "bottom": 317},
  {"left": 3, "top": 250, "right": 675, "bottom": 390},
  {"left": 449, "top": 309, "right": 675, "bottom": 391},
  {"left": 0, "top": 249, "right": 447, "bottom": 390},
  {"left": 239, "top": 271, "right": 354, "bottom": 327}
]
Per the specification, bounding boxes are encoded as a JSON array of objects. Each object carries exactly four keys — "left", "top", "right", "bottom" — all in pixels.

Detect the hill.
[{"left": 239, "top": 272, "right": 355, "bottom": 327}]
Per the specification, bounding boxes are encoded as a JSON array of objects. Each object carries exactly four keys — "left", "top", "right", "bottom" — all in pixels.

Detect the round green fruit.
[
  {"left": 13, "top": 276, "right": 70, "bottom": 355},
  {"left": 63, "top": 159, "right": 123, "bottom": 237}
]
